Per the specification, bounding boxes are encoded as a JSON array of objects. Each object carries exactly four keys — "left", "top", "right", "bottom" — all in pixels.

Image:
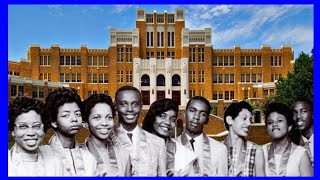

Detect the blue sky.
[{"left": 8, "top": 5, "right": 313, "bottom": 61}]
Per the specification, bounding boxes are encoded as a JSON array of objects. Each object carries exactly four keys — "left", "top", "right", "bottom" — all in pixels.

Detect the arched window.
[
  {"left": 172, "top": 74, "right": 181, "bottom": 86},
  {"left": 157, "top": 74, "right": 165, "bottom": 86},
  {"left": 141, "top": 74, "right": 150, "bottom": 86}
]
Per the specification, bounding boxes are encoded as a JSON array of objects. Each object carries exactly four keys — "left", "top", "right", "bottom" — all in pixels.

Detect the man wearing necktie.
[
  {"left": 175, "top": 96, "right": 228, "bottom": 176},
  {"left": 112, "top": 86, "right": 166, "bottom": 176},
  {"left": 291, "top": 97, "right": 314, "bottom": 167}
]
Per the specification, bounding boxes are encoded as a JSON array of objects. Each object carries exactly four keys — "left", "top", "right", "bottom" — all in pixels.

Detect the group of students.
[{"left": 8, "top": 85, "right": 313, "bottom": 176}]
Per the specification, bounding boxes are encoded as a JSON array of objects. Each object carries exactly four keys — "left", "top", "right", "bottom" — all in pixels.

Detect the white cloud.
[
  {"left": 211, "top": 5, "right": 309, "bottom": 46},
  {"left": 48, "top": 5, "right": 63, "bottom": 16},
  {"left": 112, "top": 5, "right": 134, "bottom": 14},
  {"left": 262, "top": 26, "right": 313, "bottom": 46},
  {"left": 81, "top": 5, "right": 104, "bottom": 14}
]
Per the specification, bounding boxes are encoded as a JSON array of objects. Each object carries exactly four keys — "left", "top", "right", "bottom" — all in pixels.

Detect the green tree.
[{"left": 274, "top": 50, "right": 313, "bottom": 106}]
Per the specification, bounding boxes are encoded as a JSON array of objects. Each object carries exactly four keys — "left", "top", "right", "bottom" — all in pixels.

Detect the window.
[
  {"left": 199, "top": 90, "right": 205, "bottom": 97},
  {"left": 244, "top": 90, "right": 248, "bottom": 99},
  {"left": 32, "top": 87, "right": 37, "bottom": 98},
  {"left": 246, "top": 74, "right": 250, "bottom": 82},
  {"left": 157, "top": 74, "right": 165, "bottom": 86},
  {"left": 126, "top": 48, "right": 132, "bottom": 62},
  {"left": 167, "top": 52, "right": 175, "bottom": 59},
  {"left": 225, "top": 74, "right": 229, "bottom": 83},
  {"left": 213, "top": 74, "right": 217, "bottom": 83},
  {"left": 271, "top": 56, "right": 274, "bottom": 66},
  {"left": 257, "top": 74, "right": 262, "bottom": 82},
  {"left": 230, "top": 56, "right": 234, "bottom": 66},
  {"left": 252, "top": 56, "right": 256, "bottom": 66},
  {"left": 241, "top": 56, "right": 245, "bottom": 66},
  {"left": 157, "top": 31, "right": 164, "bottom": 47},
  {"left": 219, "top": 91, "right": 223, "bottom": 99},
  {"left": 77, "top": 56, "right": 81, "bottom": 65},
  {"left": 126, "top": 71, "right": 132, "bottom": 83},
  {"left": 40, "top": 55, "right": 51, "bottom": 65},
  {"left": 157, "top": 52, "right": 164, "bottom": 59},
  {"left": 168, "top": 32, "right": 175, "bottom": 47},
  {"left": 66, "top": 56, "right": 70, "bottom": 65},
  {"left": 71, "top": 56, "right": 76, "bottom": 65},
  {"left": 189, "top": 71, "right": 196, "bottom": 83},
  {"left": 246, "top": 56, "right": 250, "bottom": 66},
  {"left": 198, "top": 48, "right": 204, "bottom": 63},
  {"left": 77, "top": 73, "right": 81, "bottom": 82},
  {"left": 87, "top": 74, "right": 92, "bottom": 83},
  {"left": 146, "top": 14, "right": 153, "bottom": 23},
  {"left": 60, "top": 73, "right": 65, "bottom": 82},
  {"left": 198, "top": 71, "right": 205, "bottom": 83},
  {"left": 10, "top": 85, "right": 17, "bottom": 96},
  {"left": 218, "top": 56, "right": 223, "bottom": 66},
  {"left": 257, "top": 56, "right": 262, "bottom": 66},
  {"left": 65, "top": 73, "right": 70, "bottom": 82},
  {"left": 241, "top": 74, "right": 245, "bottom": 82},
  {"left": 141, "top": 74, "right": 150, "bottom": 86},
  {"left": 189, "top": 48, "right": 195, "bottom": 62},
  {"left": 117, "top": 48, "right": 124, "bottom": 62},
  {"left": 92, "top": 56, "right": 97, "bottom": 66},
  {"left": 39, "top": 88, "right": 44, "bottom": 98},
  {"left": 225, "top": 91, "right": 230, "bottom": 100},
  {"left": 71, "top": 73, "right": 76, "bottom": 82},
  {"left": 60, "top": 56, "right": 65, "bottom": 65},
  {"left": 189, "top": 90, "right": 196, "bottom": 98},
  {"left": 264, "top": 90, "right": 268, "bottom": 97},
  {"left": 117, "top": 71, "right": 124, "bottom": 82},
  {"left": 168, "top": 14, "right": 174, "bottom": 23},
  {"left": 213, "top": 91, "right": 218, "bottom": 100},
  {"left": 252, "top": 74, "right": 256, "bottom": 82},
  {"left": 213, "top": 56, "right": 217, "bottom": 66},
  {"left": 230, "top": 91, "right": 234, "bottom": 100},
  {"left": 92, "top": 74, "right": 97, "bottom": 83},
  {"left": 218, "top": 74, "right": 223, "bottom": 83},
  {"left": 224, "top": 56, "right": 228, "bottom": 66},
  {"left": 18, "top": 86, "right": 24, "bottom": 96},
  {"left": 230, "top": 74, "right": 234, "bottom": 83},
  {"left": 172, "top": 74, "right": 180, "bottom": 86}
]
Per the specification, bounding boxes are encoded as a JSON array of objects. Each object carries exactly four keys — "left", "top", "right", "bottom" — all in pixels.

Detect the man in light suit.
[
  {"left": 112, "top": 86, "right": 166, "bottom": 176},
  {"left": 175, "top": 96, "right": 228, "bottom": 176}
]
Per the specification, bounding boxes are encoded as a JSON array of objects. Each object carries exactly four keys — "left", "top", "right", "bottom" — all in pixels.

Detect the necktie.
[
  {"left": 190, "top": 138, "right": 195, "bottom": 151},
  {"left": 304, "top": 141, "right": 312, "bottom": 164},
  {"left": 127, "top": 133, "right": 133, "bottom": 143},
  {"left": 189, "top": 138, "right": 200, "bottom": 174}
]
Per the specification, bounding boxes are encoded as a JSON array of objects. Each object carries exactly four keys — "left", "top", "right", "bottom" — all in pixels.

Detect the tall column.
[
  {"left": 133, "top": 58, "right": 141, "bottom": 90},
  {"left": 165, "top": 58, "right": 172, "bottom": 99},
  {"left": 181, "top": 58, "right": 189, "bottom": 106},
  {"left": 149, "top": 58, "right": 157, "bottom": 104}
]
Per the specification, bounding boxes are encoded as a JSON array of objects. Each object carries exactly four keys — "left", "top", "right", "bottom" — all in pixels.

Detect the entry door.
[
  {"left": 141, "top": 91, "right": 150, "bottom": 105},
  {"left": 157, "top": 91, "right": 165, "bottom": 100},
  {"left": 172, "top": 91, "right": 181, "bottom": 105}
]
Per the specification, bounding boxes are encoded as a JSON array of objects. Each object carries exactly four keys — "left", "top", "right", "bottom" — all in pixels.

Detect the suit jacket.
[
  {"left": 8, "top": 144, "right": 63, "bottom": 176},
  {"left": 85, "top": 137, "right": 131, "bottom": 176},
  {"left": 48, "top": 133, "right": 99, "bottom": 176},
  {"left": 175, "top": 132, "right": 228, "bottom": 176},
  {"left": 113, "top": 124, "right": 166, "bottom": 176}
]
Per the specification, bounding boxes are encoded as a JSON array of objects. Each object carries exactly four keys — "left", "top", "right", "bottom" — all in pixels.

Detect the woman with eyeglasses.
[
  {"left": 83, "top": 93, "right": 131, "bottom": 176},
  {"left": 45, "top": 87, "right": 98, "bottom": 176},
  {"left": 8, "top": 96, "right": 63, "bottom": 176},
  {"left": 262, "top": 102, "right": 312, "bottom": 176}
]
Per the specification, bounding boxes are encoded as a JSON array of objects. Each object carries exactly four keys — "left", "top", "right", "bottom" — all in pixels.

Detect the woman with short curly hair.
[
  {"left": 262, "top": 102, "right": 313, "bottom": 176},
  {"left": 45, "top": 87, "right": 98, "bottom": 176},
  {"left": 142, "top": 98, "right": 198, "bottom": 176},
  {"left": 8, "top": 96, "right": 63, "bottom": 176},
  {"left": 82, "top": 93, "right": 131, "bottom": 176}
]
